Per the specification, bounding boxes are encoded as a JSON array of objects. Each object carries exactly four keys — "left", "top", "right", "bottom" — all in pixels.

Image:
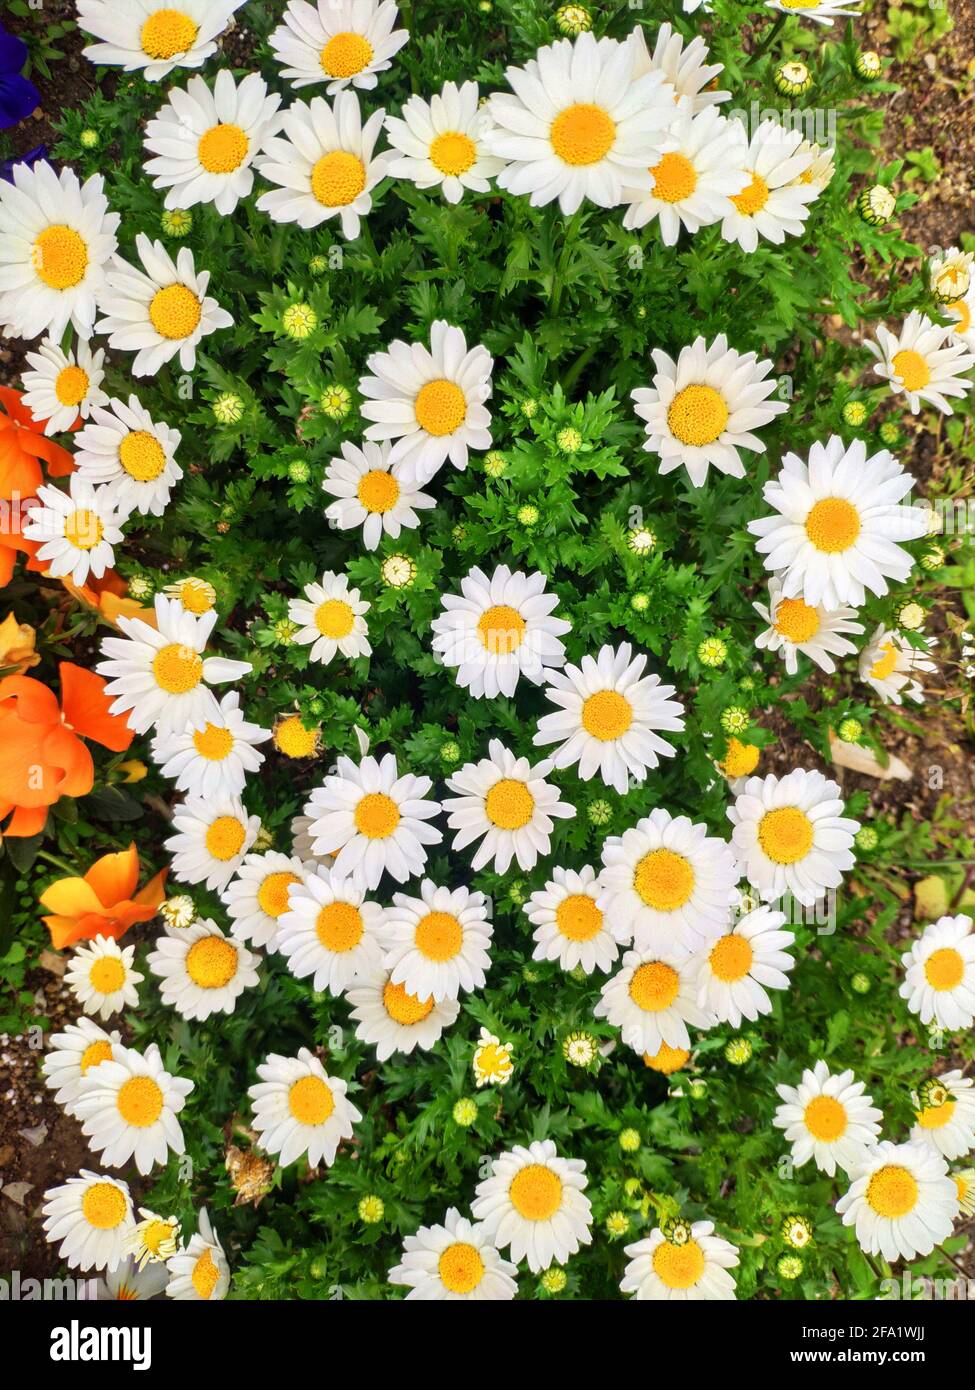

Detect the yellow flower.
[
  {"left": 116, "top": 759, "right": 148, "bottom": 783},
  {"left": 273, "top": 714, "right": 321, "bottom": 759},
  {"left": 718, "top": 737, "right": 761, "bottom": 779},
  {"left": 0, "top": 612, "right": 40, "bottom": 674},
  {"left": 472, "top": 1028, "right": 514, "bottom": 1088}
]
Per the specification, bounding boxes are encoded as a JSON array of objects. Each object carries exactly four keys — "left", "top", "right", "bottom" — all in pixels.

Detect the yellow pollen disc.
[
  {"left": 198, "top": 122, "right": 249, "bottom": 174},
  {"left": 192, "top": 723, "right": 234, "bottom": 761},
  {"left": 64, "top": 509, "right": 103, "bottom": 552},
  {"left": 774, "top": 597, "right": 820, "bottom": 644},
  {"left": 867, "top": 1164, "right": 919, "bottom": 1218},
  {"left": 581, "top": 689, "right": 633, "bottom": 741},
  {"left": 185, "top": 935, "right": 238, "bottom": 988},
  {"left": 667, "top": 384, "right": 729, "bottom": 447},
  {"left": 917, "top": 1099, "right": 956, "bottom": 1131},
  {"left": 708, "top": 933, "right": 754, "bottom": 983},
  {"left": 731, "top": 171, "right": 770, "bottom": 216},
  {"left": 438, "top": 1241, "right": 485, "bottom": 1293},
  {"left": 383, "top": 979, "right": 434, "bottom": 1025},
  {"left": 191, "top": 1247, "right": 219, "bottom": 1299},
  {"left": 55, "top": 364, "right": 89, "bottom": 407},
  {"left": 415, "top": 910, "right": 463, "bottom": 961},
  {"left": 555, "top": 893, "right": 603, "bottom": 942},
  {"left": 119, "top": 430, "right": 167, "bottom": 483},
  {"left": 629, "top": 960, "right": 680, "bottom": 1012},
  {"left": 643, "top": 1042, "right": 691, "bottom": 1074},
  {"left": 142, "top": 1219, "right": 174, "bottom": 1256},
  {"left": 720, "top": 738, "right": 760, "bottom": 779},
  {"left": 82, "top": 1182, "right": 128, "bottom": 1230},
  {"left": 892, "top": 349, "right": 932, "bottom": 393},
  {"left": 869, "top": 644, "right": 898, "bottom": 681},
  {"left": 320, "top": 30, "right": 374, "bottom": 78},
  {"left": 33, "top": 225, "right": 88, "bottom": 290},
  {"left": 430, "top": 131, "right": 478, "bottom": 176},
  {"left": 509, "top": 1164, "right": 563, "bottom": 1220},
  {"left": 176, "top": 578, "right": 215, "bottom": 614},
  {"left": 924, "top": 946, "right": 965, "bottom": 991},
  {"left": 79, "top": 1039, "right": 114, "bottom": 1073},
  {"left": 652, "top": 1238, "right": 705, "bottom": 1289},
  {"left": 288, "top": 1074, "right": 334, "bottom": 1125},
  {"left": 758, "top": 806, "right": 814, "bottom": 865},
  {"left": 315, "top": 901, "right": 364, "bottom": 952},
  {"left": 89, "top": 956, "right": 125, "bottom": 994},
  {"left": 116, "top": 1075, "right": 164, "bottom": 1128},
  {"left": 357, "top": 469, "right": 400, "bottom": 513},
  {"left": 311, "top": 150, "right": 367, "bottom": 207},
  {"left": 205, "top": 815, "right": 247, "bottom": 861},
  {"left": 354, "top": 791, "right": 401, "bottom": 839},
  {"left": 549, "top": 103, "right": 616, "bottom": 166},
  {"left": 633, "top": 849, "right": 695, "bottom": 912},
  {"left": 149, "top": 284, "right": 202, "bottom": 340},
  {"left": 152, "top": 642, "right": 203, "bottom": 694},
  {"left": 414, "top": 378, "right": 467, "bottom": 436},
  {"left": 484, "top": 778, "right": 534, "bottom": 830},
  {"left": 476, "top": 604, "right": 526, "bottom": 655},
  {"left": 274, "top": 716, "right": 319, "bottom": 758},
  {"left": 805, "top": 496, "right": 861, "bottom": 553},
  {"left": 140, "top": 9, "right": 198, "bottom": 59},
  {"left": 314, "top": 598, "right": 354, "bottom": 639},
  {"left": 257, "top": 871, "right": 300, "bottom": 919},
  {"left": 650, "top": 150, "right": 698, "bottom": 203},
  {"left": 803, "top": 1094, "right": 847, "bottom": 1142}
]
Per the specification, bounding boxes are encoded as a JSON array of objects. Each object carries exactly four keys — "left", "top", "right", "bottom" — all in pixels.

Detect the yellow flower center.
[
  {"left": 176, "top": 578, "right": 215, "bottom": 614},
  {"left": 414, "top": 378, "right": 467, "bottom": 436},
  {"left": 652, "top": 1238, "right": 705, "bottom": 1289},
  {"left": 191, "top": 1247, "right": 219, "bottom": 1299},
  {"left": 869, "top": 643, "right": 899, "bottom": 681},
  {"left": 629, "top": 960, "right": 680, "bottom": 1012},
  {"left": 152, "top": 642, "right": 203, "bottom": 694},
  {"left": 33, "top": 225, "right": 88, "bottom": 289},
  {"left": 758, "top": 806, "right": 814, "bottom": 865},
  {"left": 204, "top": 815, "right": 247, "bottom": 861},
  {"left": 185, "top": 935, "right": 238, "bottom": 988},
  {"left": 320, "top": 31, "right": 374, "bottom": 78},
  {"left": 430, "top": 131, "right": 478, "bottom": 176},
  {"left": 274, "top": 716, "right": 319, "bottom": 758},
  {"left": 116, "top": 1075, "right": 164, "bottom": 1128},
  {"left": 438, "top": 1241, "right": 485, "bottom": 1293},
  {"left": 149, "top": 284, "right": 202, "bottom": 340},
  {"left": 866, "top": 1164, "right": 919, "bottom": 1218},
  {"left": 118, "top": 430, "right": 167, "bottom": 482},
  {"left": 924, "top": 946, "right": 965, "bottom": 991},
  {"left": 484, "top": 778, "right": 535, "bottom": 830},
  {"left": 354, "top": 791, "right": 401, "bottom": 839},
  {"left": 315, "top": 901, "right": 364, "bottom": 952},
  {"left": 415, "top": 910, "right": 463, "bottom": 961},
  {"left": 731, "top": 171, "right": 770, "bottom": 216},
  {"left": 917, "top": 1099, "right": 956, "bottom": 1131},
  {"left": 667, "top": 384, "right": 729, "bottom": 447},
  {"left": 311, "top": 150, "right": 367, "bottom": 207},
  {"left": 650, "top": 150, "right": 698, "bottom": 203},
  {"left": 803, "top": 1094, "right": 848, "bottom": 1142},
  {"left": 54, "top": 364, "right": 89, "bottom": 407},
  {"left": 140, "top": 9, "right": 198, "bottom": 60},
  {"left": 80, "top": 1039, "right": 114, "bottom": 1073},
  {"left": 314, "top": 597, "right": 355, "bottom": 639},
  {"left": 708, "top": 933, "right": 754, "bottom": 983},
  {"left": 891, "top": 349, "right": 931, "bottom": 393},
  {"left": 633, "top": 849, "right": 695, "bottom": 911},
  {"left": 581, "top": 689, "right": 633, "bottom": 741},
  {"left": 643, "top": 1042, "right": 691, "bottom": 1074},
  {"left": 288, "top": 1074, "right": 334, "bottom": 1125},
  {"left": 192, "top": 723, "right": 233, "bottom": 761},
  {"left": 64, "top": 509, "right": 103, "bottom": 552},
  {"left": 554, "top": 893, "right": 603, "bottom": 942},
  {"left": 257, "top": 871, "right": 301, "bottom": 919},
  {"left": 474, "top": 1042, "right": 509, "bottom": 1079},
  {"left": 476, "top": 604, "right": 526, "bottom": 654},
  {"left": 805, "top": 496, "right": 861, "bottom": 553},
  {"left": 383, "top": 979, "right": 434, "bottom": 1025},
  {"left": 81, "top": 1182, "right": 128, "bottom": 1230},
  {"left": 509, "top": 1164, "right": 563, "bottom": 1220},
  {"left": 89, "top": 956, "right": 125, "bottom": 994},
  {"left": 549, "top": 103, "right": 616, "bottom": 166},
  {"left": 357, "top": 469, "right": 400, "bottom": 513},
  {"left": 774, "top": 597, "right": 820, "bottom": 644},
  {"left": 953, "top": 299, "right": 972, "bottom": 334},
  {"left": 720, "top": 738, "right": 760, "bottom": 779},
  {"left": 198, "top": 123, "right": 249, "bottom": 174},
  {"left": 142, "top": 1218, "right": 175, "bottom": 1256}
]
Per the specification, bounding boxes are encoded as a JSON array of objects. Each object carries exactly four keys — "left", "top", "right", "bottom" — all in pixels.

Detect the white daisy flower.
[
  {"left": 597, "top": 807, "right": 739, "bottom": 955},
  {"left": 304, "top": 752, "right": 443, "bottom": 890},
  {"left": 385, "top": 80, "right": 505, "bottom": 203},
  {"left": 23, "top": 477, "right": 126, "bottom": 587},
  {"left": 773, "top": 1059, "right": 883, "bottom": 1177},
  {"left": 97, "top": 594, "right": 252, "bottom": 739},
  {"left": 629, "top": 22, "right": 730, "bottom": 112},
  {"left": 124, "top": 1209, "right": 181, "bottom": 1269},
  {"left": 76, "top": 0, "right": 247, "bottom": 81},
  {"left": 66, "top": 936, "right": 143, "bottom": 1021},
  {"left": 73, "top": 394, "right": 183, "bottom": 518},
  {"left": 95, "top": 1255, "right": 169, "bottom": 1301},
  {"left": 277, "top": 864, "right": 385, "bottom": 993},
  {"left": 767, "top": 0, "right": 862, "bottom": 23},
  {"left": 747, "top": 436, "right": 929, "bottom": 609},
  {"left": 594, "top": 948, "right": 713, "bottom": 1055},
  {"left": 443, "top": 739, "right": 575, "bottom": 875},
  {"left": 524, "top": 864, "right": 624, "bottom": 974},
  {"left": 164, "top": 796, "right": 260, "bottom": 892},
  {"left": 719, "top": 119, "right": 819, "bottom": 254},
  {"left": 621, "top": 1220, "right": 739, "bottom": 1301},
  {"left": 249, "top": 1047, "right": 361, "bottom": 1168},
  {"left": 146, "top": 917, "right": 259, "bottom": 1021},
  {"left": 728, "top": 768, "right": 860, "bottom": 907},
  {"left": 287, "top": 570, "right": 372, "bottom": 666},
  {"left": 753, "top": 577, "right": 863, "bottom": 676},
  {"left": 291, "top": 812, "right": 333, "bottom": 869},
  {"left": 322, "top": 440, "right": 434, "bottom": 550},
  {"left": 389, "top": 1207, "right": 518, "bottom": 1301},
  {"left": 946, "top": 286, "right": 975, "bottom": 352},
  {"left": 431, "top": 564, "right": 571, "bottom": 700},
  {"left": 144, "top": 70, "right": 284, "bottom": 215},
  {"left": 622, "top": 107, "right": 748, "bottom": 244},
  {"left": 346, "top": 967, "right": 460, "bottom": 1060},
  {"left": 269, "top": 0, "right": 409, "bottom": 93},
  {"left": 150, "top": 691, "right": 271, "bottom": 799},
  {"left": 358, "top": 320, "right": 493, "bottom": 487},
  {"left": 96, "top": 233, "right": 232, "bottom": 377},
  {"left": 42, "top": 1018, "right": 122, "bottom": 1117},
  {"left": 222, "top": 851, "right": 305, "bottom": 949},
  {"left": 866, "top": 310, "right": 975, "bottom": 415},
  {"left": 41, "top": 1170, "right": 134, "bottom": 1273},
  {"left": 692, "top": 904, "right": 795, "bottom": 1027},
  {"left": 255, "top": 92, "right": 388, "bottom": 239},
  {"left": 631, "top": 333, "right": 787, "bottom": 487},
  {"left": 533, "top": 642, "right": 684, "bottom": 795},
  {"left": 471, "top": 1139, "right": 593, "bottom": 1273},
  {"left": 859, "top": 623, "right": 937, "bottom": 705},
  {"left": 899, "top": 914, "right": 975, "bottom": 1032},
  {"left": 486, "top": 31, "right": 673, "bottom": 216},
  {"left": 165, "top": 1208, "right": 230, "bottom": 1300},
  {"left": 0, "top": 163, "right": 119, "bottom": 341},
  {"left": 380, "top": 879, "right": 492, "bottom": 1002},
  {"left": 793, "top": 139, "right": 835, "bottom": 194},
  {"left": 21, "top": 338, "right": 108, "bottom": 436},
  {"left": 836, "top": 1140, "right": 956, "bottom": 1263},
  {"left": 930, "top": 245, "right": 973, "bottom": 303},
  {"left": 911, "top": 1072, "right": 975, "bottom": 1161},
  {"left": 72, "top": 1042, "right": 193, "bottom": 1176}
]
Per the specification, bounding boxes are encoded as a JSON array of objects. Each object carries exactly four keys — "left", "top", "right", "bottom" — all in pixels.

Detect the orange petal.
[
  {"left": 40, "top": 724, "right": 94, "bottom": 799},
  {"left": 84, "top": 844, "right": 140, "bottom": 908},
  {"left": 39, "top": 876, "right": 106, "bottom": 918},
  {"left": 134, "top": 865, "right": 168, "bottom": 909},
  {"left": 0, "top": 675, "right": 61, "bottom": 726},
  {"left": 3, "top": 804, "right": 49, "bottom": 837},
  {"left": 59, "top": 662, "right": 135, "bottom": 753},
  {"left": 43, "top": 914, "right": 87, "bottom": 950}
]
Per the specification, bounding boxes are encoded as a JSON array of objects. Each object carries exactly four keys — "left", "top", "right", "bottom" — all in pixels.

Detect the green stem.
[
  {"left": 751, "top": 13, "right": 786, "bottom": 64},
  {"left": 37, "top": 850, "right": 77, "bottom": 876}
]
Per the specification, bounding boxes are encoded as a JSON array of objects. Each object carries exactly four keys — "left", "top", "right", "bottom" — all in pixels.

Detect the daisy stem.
[
  {"left": 37, "top": 849, "right": 77, "bottom": 876},
  {"left": 750, "top": 14, "right": 787, "bottom": 64}
]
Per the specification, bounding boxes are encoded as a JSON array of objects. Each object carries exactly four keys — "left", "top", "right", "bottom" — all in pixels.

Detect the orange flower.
[
  {"left": 0, "top": 612, "right": 40, "bottom": 674},
  {"left": 58, "top": 570, "right": 157, "bottom": 630},
  {"left": 0, "top": 496, "right": 44, "bottom": 588},
  {"left": 0, "top": 662, "right": 135, "bottom": 839},
  {"left": 40, "top": 843, "right": 168, "bottom": 948},
  {"left": 0, "top": 386, "right": 75, "bottom": 501}
]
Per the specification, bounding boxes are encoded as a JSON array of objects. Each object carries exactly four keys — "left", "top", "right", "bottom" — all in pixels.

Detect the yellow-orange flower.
[
  {"left": 0, "top": 613, "right": 40, "bottom": 675},
  {"left": 58, "top": 571, "right": 158, "bottom": 631},
  {"left": 40, "top": 842, "right": 168, "bottom": 949},
  {"left": 0, "top": 386, "right": 75, "bottom": 501}
]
